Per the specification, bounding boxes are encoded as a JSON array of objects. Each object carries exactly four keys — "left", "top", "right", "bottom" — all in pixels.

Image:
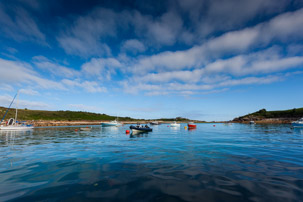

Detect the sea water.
[{"left": 0, "top": 124, "right": 302, "bottom": 201}]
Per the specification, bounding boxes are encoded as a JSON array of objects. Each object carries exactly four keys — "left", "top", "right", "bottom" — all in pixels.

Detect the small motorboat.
[
  {"left": 101, "top": 120, "right": 122, "bottom": 127},
  {"left": 249, "top": 121, "right": 255, "bottom": 124},
  {"left": 188, "top": 122, "right": 196, "bottom": 128},
  {"left": 292, "top": 118, "right": 303, "bottom": 128},
  {"left": 80, "top": 127, "right": 92, "bottom": 131},
  {"left": 170, "top": 121, "right": 180, "bottom": 127},
  {"left": 130, "top": 125, "right": 152, "bottom": 132},
  {"left": 150, "top": 121, "right": 160, "bottom": 125}
]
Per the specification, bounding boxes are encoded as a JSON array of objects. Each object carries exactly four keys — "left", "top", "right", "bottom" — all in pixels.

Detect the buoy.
[
  {"left": 167, "top": 125, "right": 169, "bottom": 127},
  {"left": 213, "top": 125, "right": 216, "bottom": 127},
  {"left": 75, "top": 129, "right": 78, "bottom": 131},
  {"left": 184, "top": 126, "right": 187, "bottom": 129},
  {"left": 126, "top": 130, "right": 130, "bottom": 134}
]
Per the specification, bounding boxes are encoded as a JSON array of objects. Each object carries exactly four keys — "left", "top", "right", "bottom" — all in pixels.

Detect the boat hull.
[
  {"left": 101, "top": 123, "right": 121, "bottom": 127},
  {"left": 130, "top": 126, "right": 152, "bottom": 132},
  {"left": 0, "top": 125, "right": 34, "bottom": 130},
  {"left": 292, "top": 123, "right": 303, "bottom": 128},
  {"left": 188, "top": 124, "right": 196, "bottom": 128},
  {"left": 150, "top": 122, "right": 160, "bottom": 125},
  {"left": 170, "top": 123, "right": 180, "bottom": 127},
  {"left": 80, "top": 127, "right": 92, "bottom": 131}
]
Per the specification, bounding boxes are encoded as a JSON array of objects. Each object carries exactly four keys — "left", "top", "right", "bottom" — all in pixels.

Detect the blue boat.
[{"left": 292, "top": 118, "right": 303, "bottom": 128}]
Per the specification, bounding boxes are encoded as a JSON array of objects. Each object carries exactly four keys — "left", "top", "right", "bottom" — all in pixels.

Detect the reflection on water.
[
  {"left": 0, "top": 124, "right": 303, "bottom": 201},
  {"left": 292, "top": 127, "right": 303, "bottom": 135},
  {"left": 130, "top": 131, "right": 149, "bottom": 138}
]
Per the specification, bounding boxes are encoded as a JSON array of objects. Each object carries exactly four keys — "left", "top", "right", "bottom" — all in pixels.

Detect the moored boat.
[
  {"left": 0, "top": 91, "right": 34, "bottom": 131},
  {"left": 80, "top": 127, "right": 92, "bottom": 131},
  {"left": 170, "top": 121, "right": 180, "bottom": 127},
  {"left": 130, "top": 125, "right": 152, "bottom": 132},
  {"left": 0, "top": 124, "right": 34, "bottom": 131},
  {"left": 188, "top": 122, "right": 196, "bottom": 128},
  {"left": 292, "top": 118, "right": 303, "bottom": 128},
  {"left": 101, "top": 120, "right": 122, "bottom": 127},
  {"left": 150, "top": 121, "right": 160, "bottom": 125}
]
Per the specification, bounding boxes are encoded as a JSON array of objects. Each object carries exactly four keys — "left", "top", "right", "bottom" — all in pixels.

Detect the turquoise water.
[{"left": 0, "top": 123, "right": 303, "bottom": 201}]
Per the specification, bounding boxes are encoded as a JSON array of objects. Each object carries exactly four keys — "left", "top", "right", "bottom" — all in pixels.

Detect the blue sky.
[{"left": 0, "top": 0, "right": 303, "bottom": 121}]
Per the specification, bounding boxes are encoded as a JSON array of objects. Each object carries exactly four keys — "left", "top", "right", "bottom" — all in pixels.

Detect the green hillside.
[
  {"left": 0, "top": 107, "right": 138, "bottom": 121},
  {"left": 233, "top": 108, "right": 303, "bottom": 121}
]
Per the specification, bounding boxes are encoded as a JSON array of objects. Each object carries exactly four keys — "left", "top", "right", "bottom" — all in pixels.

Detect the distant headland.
[
  {"left": 1, "top": 106, "right": 302, "bottom": 127},
  {"left": 233, "top": 108, "right": 303, "bottom": 124},
  {"left": 0, "top": 106, "right": 201, "bottom": 127}
]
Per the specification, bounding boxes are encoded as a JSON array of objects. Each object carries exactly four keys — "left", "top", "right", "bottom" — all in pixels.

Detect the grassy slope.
[
  {"left": 234, "top": 108, "right": 303, "bottom": 121},
  {"left": 0, "top": 107, "right": 192, "bottom": 122},
  {"left": 0, "top": 107, "right": 138, "bottom": 121}
]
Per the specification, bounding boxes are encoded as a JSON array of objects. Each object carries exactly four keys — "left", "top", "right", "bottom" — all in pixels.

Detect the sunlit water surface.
[{"left": 0, "top": 124, "right": 303, "bottom": 201}]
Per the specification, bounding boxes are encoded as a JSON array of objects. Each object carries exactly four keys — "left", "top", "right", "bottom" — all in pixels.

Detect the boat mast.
[
  {"left": 14, "top": 90, "right": 19, "bottom": 125},
  {"left": 0, "top": 92, "right": 18, "bottom": 124}
]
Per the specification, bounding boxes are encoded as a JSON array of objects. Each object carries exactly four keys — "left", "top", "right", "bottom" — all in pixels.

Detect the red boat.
[{"left": 188, "top": 122, "right": 196, "bottom": 128}]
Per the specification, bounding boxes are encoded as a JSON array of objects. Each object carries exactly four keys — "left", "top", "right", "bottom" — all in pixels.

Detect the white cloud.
[
  {"left": 133, "top": 69, "right": 202, "bottom": 83},
  {"left": 0, "top": 58, "right": 65, "bottom": 90},
  {"left": 57, "top": 8, "right": 118, "bottom": 57},
  {"left": 203, "top": 47, "right": 303, "bottom": 76},
  {"left": 122, "top": 75, "right": 281, "bottom": 96},
  {"left": 129, "top": 8, "right": 303, "bottom": 74},
  {"left": 143, "top": 11, "right": 183, "bottom": 46},
  {"left": 0, "top": 95, "right": 50, "bottom": 109},
  {"left": 62, "top": 79, "right": 107, "bottom": 93},
  {"left": 32, "top": 56, "right": 79, "bottom": 78},
  {"left": 217, "top": 76, "right": 280, "bottom": 87},
  {"left": 177, "top": 0, "right": 290, "bottom": 38},
  {"left": 121, "top": 39, "right": 146, "bottom": 54},
  {"left": 0, "top": 3, "right": 46, "bottom": 44},
  {"left": 55, "top": 7, "right": 303, "bottom": 96},
  {"left": 0, "top": 84, "right": 14, "bottom": 92},
  {"left": 57, "top": 8, "right": 188, "bottom": 57},
  {"left": 20, "top": 89, "right": 39, "bottom": 95},
  {"left": 81, "top": 58, "right": 122, "bottom": 80}
]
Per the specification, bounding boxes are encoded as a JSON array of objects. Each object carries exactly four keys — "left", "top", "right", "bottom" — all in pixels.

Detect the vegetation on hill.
[
  {"left": 0, "top": 107, "right": 193, "bottom": 122},
  {"left": 233, "top": 108, "right": 303, "bottom": 122},
  {"left": 0, "top": 107, "right": 139, "bottom": 121},
  {"left": 152, "top": 117, "right": 190, "bottom": 122}
]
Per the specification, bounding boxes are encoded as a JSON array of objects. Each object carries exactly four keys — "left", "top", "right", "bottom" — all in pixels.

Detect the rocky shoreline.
[
  {"left": 24, "top": 120, "right": 151, "bottom": 127},
  {"left": 232, "top": 118, "right": 295, "bottom": 124},
  {"left": 4, "top": 119, "right": 295, "bottom": 127}
]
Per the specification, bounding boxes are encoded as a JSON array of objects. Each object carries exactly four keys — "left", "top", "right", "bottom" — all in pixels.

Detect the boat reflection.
[
  {"left": 101, "top": 126, "right": 119, "bottom": 133},
  {"left": 0, "top": 130, "right": 32, "bottom": 146},
  {"left": 292, "top": 127, "right": 303, "bottom": 135},
  {"left": 170, "top": 126, "right": 180, "bottom": 131},
  {"left": 130, "top": 131, "right": 149, "bottom": 138}
]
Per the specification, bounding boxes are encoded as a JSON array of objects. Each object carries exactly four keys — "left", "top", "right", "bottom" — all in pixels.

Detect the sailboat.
[{"left": 0, "top": 91, "right": 34, "bottom": 131}]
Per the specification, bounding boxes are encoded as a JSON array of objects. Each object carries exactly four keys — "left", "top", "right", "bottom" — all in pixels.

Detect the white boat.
[
  {"left": 101, "top": 120, "right": 122, "bottom": 127},
  {"left": 150, "top": 121, "right": 160, "bottom": 125},
  {"left": 0, "top": 124, "right": 34, "bottom": 130},
  {"left": 170, "top": 121, "right": 180, "bottom": 127},
  {"left": 80, "top": 127, "right": 92, "bottom": 131},
  {"left": 249, "top": 121, "right": 255, "bottom": 124},
  {"left": 292, "top": 118, "right": 303, "bottom": 128},
  {"left": 0, "top": 91, "right": 34, "bottom": 131}
]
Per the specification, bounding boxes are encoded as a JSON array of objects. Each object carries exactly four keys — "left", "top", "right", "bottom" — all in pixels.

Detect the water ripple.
[{"left": 0, "top": 124, "right": 303, "bottom": 201}]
